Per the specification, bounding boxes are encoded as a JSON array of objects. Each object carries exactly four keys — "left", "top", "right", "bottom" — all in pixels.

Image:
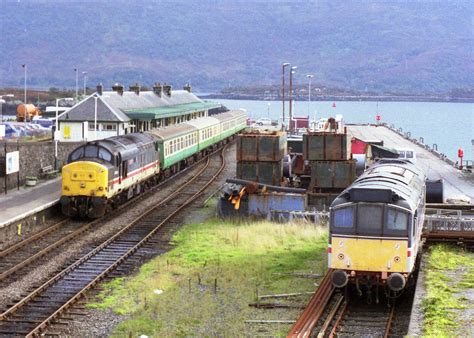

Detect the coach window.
[
  {"left": 331, "top": 206, "right": 354, "bottom": 234},
  {"left": 357, "top": 204, "right": 383, "bottom": 236},
  {"left": 385, "top": 207, "right": 409, "bottom": 236}
]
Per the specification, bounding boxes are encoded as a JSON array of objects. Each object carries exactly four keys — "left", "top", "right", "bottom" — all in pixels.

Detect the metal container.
[
  {"left": 237, "top": 130, "right": 287, "bottom": 162},
  {"left": 309, "top": 160, "right": 356, "bottom": 189},
  {"left": 307, "top": 191, "right": 342, "bottom": 211},
  {"left": 236, "top": 161, "right": 282, "bottom": 186},
  {"left": 248, "top": 192, "right": 307, "bottom": 217},
  {"left": 287, "top": 136, "right": 303, "bottom": 154},
  {"left": 303, "top": 132, "right": 351, "bottom": 161}
]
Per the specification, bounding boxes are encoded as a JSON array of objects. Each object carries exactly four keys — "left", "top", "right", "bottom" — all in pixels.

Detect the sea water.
[{"left": 215, "top": 99, "right": 474, "bottom": 161}]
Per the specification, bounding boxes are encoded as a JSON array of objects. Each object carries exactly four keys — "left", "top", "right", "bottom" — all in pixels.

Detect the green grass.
[
  {"left": 422, "top": 244, "right": 474, "bottom": 336},
  {"left": 89, "top": 219, "right": 328, "bottom": 336}
]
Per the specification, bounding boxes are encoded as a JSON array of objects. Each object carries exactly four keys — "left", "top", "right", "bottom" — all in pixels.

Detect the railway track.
[
  {"left": 0, "top": 144, "right": 215, "bottom": 285},
  {"left": 0, "top": 146, "right": 228, "bottom": 336},
  {"left": 287, "top": 270, "right": 412, "bottom": 337}
]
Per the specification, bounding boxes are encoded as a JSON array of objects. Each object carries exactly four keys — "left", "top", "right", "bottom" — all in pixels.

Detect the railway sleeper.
[
  {"left": 0, "top": 327, "right": 33, "bottom": 335},
  {"left": 341, "top": 321, "right": 387, "bottom": 327},
  {"left": 344, "top": 315, "right": 389, "bottom": 322}
]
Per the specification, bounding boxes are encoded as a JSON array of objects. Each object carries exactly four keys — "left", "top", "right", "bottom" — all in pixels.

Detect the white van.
[{"left": 397, "top": 148, "right": 416, "bottom": 164}]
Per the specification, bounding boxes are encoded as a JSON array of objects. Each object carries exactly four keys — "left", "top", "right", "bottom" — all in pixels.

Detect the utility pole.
[
  {"left": 289, "top": 66, "right": 297, "bottom": 133},
  {"left": 281, "top": 63, "right": 290, "bottom": 128}
]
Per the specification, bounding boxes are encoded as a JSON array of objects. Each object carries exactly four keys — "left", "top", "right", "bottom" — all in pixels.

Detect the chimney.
[
  {"left": 112, "top": 83, "right": 124, "bottom": 95},
  {"left": 96, "top": 83, "right": 103, "bottom": 96},
  {"left": 183, "top": 83, "right": 192, "bottom": 93},
  {"left": 129, "top": 83, "right": 140, "bottom": 95},
  {"left": 163, "top": 83, "right": 172, "bottom": 96},
  {"left": 153, "top": 82, "right": 163, "bottom": 97}
]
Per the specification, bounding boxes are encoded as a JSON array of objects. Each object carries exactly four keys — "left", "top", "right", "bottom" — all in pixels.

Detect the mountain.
[{"left": 0, "top": 1, "right": 472, "bottom": 94}]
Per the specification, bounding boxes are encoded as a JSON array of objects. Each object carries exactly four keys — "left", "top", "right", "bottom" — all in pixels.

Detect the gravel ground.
[{"left": 35, "top": 144, "right": 237, "bottom": 336}]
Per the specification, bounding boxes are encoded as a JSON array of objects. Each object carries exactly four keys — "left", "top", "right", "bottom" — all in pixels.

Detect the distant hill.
[{"left": 0, "top": 1, "right": 472, "bottom": 94}]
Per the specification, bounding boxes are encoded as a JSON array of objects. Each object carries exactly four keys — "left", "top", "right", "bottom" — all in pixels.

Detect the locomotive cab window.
[
  {"left": 84, "top": 145, "right": 98, "bottom": 158},
  {"left": 357, "top": 204, "right": 383, "bottom": 236},
  {"left": 98, "top": 147, "right": 112, "bottom": 162},
  {"left": 331, "top": 206, "right": 354, "bottom": 234},
  {"left": 69, "top": 146, "right": 84, "bottom": 162},
  {"left": 385, "top": 207, "right": 409, "bottom": 236}
]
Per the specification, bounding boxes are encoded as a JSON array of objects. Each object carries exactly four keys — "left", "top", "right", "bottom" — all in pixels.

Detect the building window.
[{"left": 102, "top": 123, "right": 117, "bottom": 131}]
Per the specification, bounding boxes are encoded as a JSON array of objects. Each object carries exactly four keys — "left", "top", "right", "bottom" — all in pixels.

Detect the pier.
[{"left": 348, "top": 124, "right": 474, "bottom": 204}]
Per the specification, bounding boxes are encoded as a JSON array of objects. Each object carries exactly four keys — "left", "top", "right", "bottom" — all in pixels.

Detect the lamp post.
[
  {"left": 0, "top": 94, "right": 14, "bottom": 122},
  {"left": 289, "top": 66, "right": 297, "bottom": 133},
  {"left": 55, "top": 97, "right": 74, "bottom": 169},
  {"left": 281, "top": 62, "right": 290, "bottom": 127},
  {"left": 21, "top": 64, "right": 28, "bottom": 120},
  {"left": 306, "top": 74, "right": 313, "bottom": 116},
  {"left": 82, "top": 71, "right": 87, "bottom": 96},
  {"left": 94, "top": 96, "right": 98, "bottom": 140},
  {"left": 21, "top": 64, "right": 27, "bottom": 104},
  {"left": 74, "top": 68, "right": 79, "bottom": 99}
]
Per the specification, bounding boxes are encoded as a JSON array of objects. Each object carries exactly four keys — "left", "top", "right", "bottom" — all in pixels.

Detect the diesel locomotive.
[
  {"left": 328, "top": 159, "right": 426, "bottom": 298},
  {"left": 60, "top": 110, "right": 247, "bottom": 218}
]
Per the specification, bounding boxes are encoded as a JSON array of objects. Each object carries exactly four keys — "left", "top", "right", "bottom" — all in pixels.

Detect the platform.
[
  {"left": 0, "top": 177, "right": 61, "bottom": 228},
  {"left": 348, "top": 125, "right": 474, "bottom": 204}
]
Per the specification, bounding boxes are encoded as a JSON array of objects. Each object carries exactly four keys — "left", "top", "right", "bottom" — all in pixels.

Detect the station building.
[{"left": 57, "top": 83, "right": 220, "bottom": 142}]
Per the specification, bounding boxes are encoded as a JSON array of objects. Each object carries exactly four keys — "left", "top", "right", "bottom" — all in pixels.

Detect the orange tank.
[{"left": 16, "top": 104, "right": 41, "bottom": 121}]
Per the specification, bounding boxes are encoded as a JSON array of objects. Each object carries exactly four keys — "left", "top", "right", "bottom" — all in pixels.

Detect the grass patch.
[
  {"left": 89, "top": 219, "right": 327, "bottom": 336},
  {"left": 422, "top": 244, "right": 474, "bottom": 336}
]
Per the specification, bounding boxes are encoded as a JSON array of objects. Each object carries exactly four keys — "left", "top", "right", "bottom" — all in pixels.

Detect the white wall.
[{"left": 58, "top": 121, "right": 127, "bottom": 142}]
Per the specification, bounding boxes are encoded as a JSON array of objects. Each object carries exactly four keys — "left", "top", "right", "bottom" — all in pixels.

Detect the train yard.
[
  {"left": 0, "top": 144, "right": 229, "bottom": 336},
  {"left": 0, "top": 121, "right": 472, "bottom": 336}
]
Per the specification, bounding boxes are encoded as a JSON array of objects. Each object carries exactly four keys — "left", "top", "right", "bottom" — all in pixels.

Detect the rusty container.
[
  {"left": 248, "top": 193, "right": 307, "bottom": 217},
  {"left": 307, "top": 191, "right": 342, "bottom": 210},
  {"left": 236, "top": 161, "right": 283, "bottom": 186},
  {"left": 309, "top": 160, "right": 356, "bottom": 189},
  {"left": 237, "top": 130, "right": 287, "bottom": 162},
  {"left": 303, "top": 132, "right": 351, "bottom": 161}
]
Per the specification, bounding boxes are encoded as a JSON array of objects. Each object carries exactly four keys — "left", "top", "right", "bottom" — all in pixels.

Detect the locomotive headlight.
[
  {"left": 98, "top": 187, "right": 103, "bottom": 191},
  {"left": 80, "top": 183, "right": 85, "bottom": 188},
  {"left": 394, "top": 256, "right": 401, "bottom": 263},
  {"left": 337, "top": 253, "right": 345, "bottom": 260},
  {"left": 64, "top": 186, "right": 69, "bottom": 191}
]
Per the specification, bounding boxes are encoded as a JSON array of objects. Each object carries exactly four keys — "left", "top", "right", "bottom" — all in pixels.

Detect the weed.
[
  {"left": 90, "top": 219, "right": 327, "bottom": 336},
  {"left": 422, "top": 244, "right": 474, "bottom": 336}
]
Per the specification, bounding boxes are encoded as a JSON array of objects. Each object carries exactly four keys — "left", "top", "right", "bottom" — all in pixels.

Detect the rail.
[
  {"left": 0, "top": 145, "right": 228, "bottom": 336},
  {"left": 287, "top": 269, "right": 334, "bottom": 338}
]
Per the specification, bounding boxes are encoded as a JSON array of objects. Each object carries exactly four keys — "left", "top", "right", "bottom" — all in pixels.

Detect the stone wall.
[{"left": 0, "top": 141, "right": 84, "bottom": 193}]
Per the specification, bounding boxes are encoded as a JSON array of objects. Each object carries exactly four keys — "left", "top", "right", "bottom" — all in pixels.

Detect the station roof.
[
  {"left": 58, "top": 89, "right": 219, "bottom": 122},
  {"left": 125, "top": 101, "right": 220, "bottom": 120}
]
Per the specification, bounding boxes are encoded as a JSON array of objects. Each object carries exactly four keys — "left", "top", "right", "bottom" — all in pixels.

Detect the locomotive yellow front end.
[
  {"left": 60, "top": 161, "right": 110, "bottom": 218},
  {"left": 329, "top": 235, "right": 412, "bottom": 293}
]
